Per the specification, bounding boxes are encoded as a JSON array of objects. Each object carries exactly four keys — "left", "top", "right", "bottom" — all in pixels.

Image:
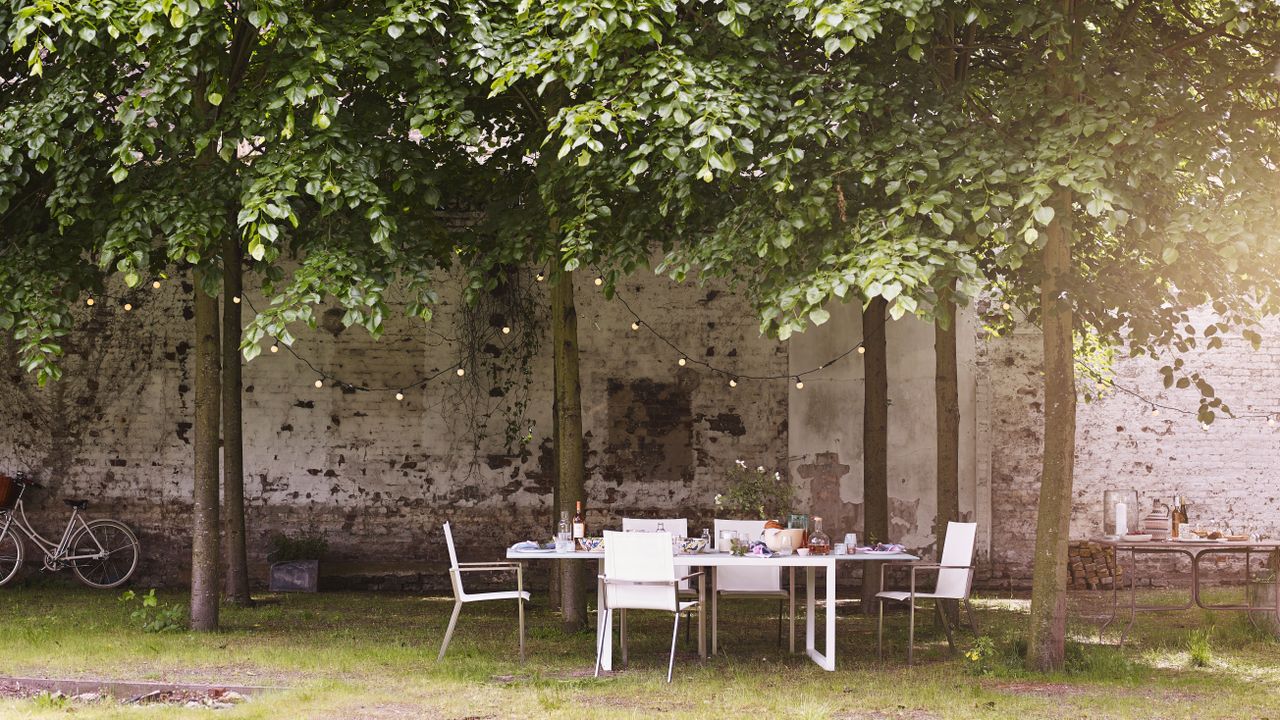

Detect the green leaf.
[
  {"left": 1034, "top": 205, "right": 1055, "bottom": 226},
  {"left": 809, "top": 307, "right": 830, "bottom": 326}
]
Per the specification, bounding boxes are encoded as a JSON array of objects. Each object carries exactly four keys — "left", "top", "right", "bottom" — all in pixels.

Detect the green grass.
[{"left": 0, "top": 583, "right": 1276, "bottom": 719}]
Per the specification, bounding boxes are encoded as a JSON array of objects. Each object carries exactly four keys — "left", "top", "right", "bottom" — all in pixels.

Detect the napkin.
[{"left": 509, "top": 540, "right": 544, "bottom": 552}]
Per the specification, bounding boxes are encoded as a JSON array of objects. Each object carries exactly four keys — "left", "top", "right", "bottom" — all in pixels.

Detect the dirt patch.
[
  {"left": 991, "top": 681, "right": 1088, "bottom": 697},
  {"left": 0, "top": 680, "right": 250, "bottom": 709}
]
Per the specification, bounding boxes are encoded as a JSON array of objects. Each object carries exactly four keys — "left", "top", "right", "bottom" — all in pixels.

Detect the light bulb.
[
  {"left": 456, "top": 367, "right": 466, "bottom": 377},
  {"left": 86, "top": 297, "right": 95, "bottom": 306},
  {"left": 630, "top": 321, "right": 640, "bottom": 331},
  {"left": 232, "top": 296, "right": 241, "bottom": 304},
  {"left": 729, "top": 378, "right": 738, "bottom": 388},
  {"left": 795, "top": 378, "right": 804, "bottom": 389},
  {"left": 1002, "top": 302, "right": 1011, "bottom": 311},
  {"left": 123, "top": 303, "right": 133, "bottom": 312},
  {"left": 857, "top": 346, "right": 866, "bottom": 355},
  {"left": 1269, "top": 416, "right": 1276, "bottom": 427},
  {"left": 678, "top": 357, "right": 687, "bottom": 367},
  {"left": 594, "top": 277, "right": 604, "bottom": 286},
  {"left": 152, "top": 280, "right": 161, "bottom": 289},
  {"left": 314, "top": 379, "right": 324, "bottom": 388},
  {"left": 1200, "top": 422, "right": 1210, "bottom": 432},
  {"left": 535, "top": 273, "right": 545, "bottom": 282},
  {"left": 270, "top": 344, "right": 279, "bottom": 353},
  {"left": 395, "top": 391, "right": 405, "bottom": 401},
  {"left": 501, "top": 326, "right": 511, "bottom": 335},
  {"left": 1150, "top": 407, "right": 1158, "bottom": 416}
]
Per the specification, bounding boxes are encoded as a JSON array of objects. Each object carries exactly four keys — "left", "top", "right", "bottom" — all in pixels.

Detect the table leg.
[
  {"left": 825, "top": 560, "right": 836, "bottom": 670},
  {"left": 789, "top": 567, "right": 796, "bottom": 655},
  {"left": 805, "top": 565, "right": 816, "bottom": 656},
  {"left": 596, "top": 558, "right": 613, "bottom": 672},
  {"left": 711, "top": 567, "right": 719, "bottom": 657},
  {"left": 1099, "top": 549, "right": 1120, "bottom": 641},
  {"left": 1120, "top": 547, "right": 1137, "bottom": 647},
  {"left": 802, "top": 561, "right": 836, "bottom": 671},
  {"left": 698, "top": 571, "right": 706, "bottom": 660}
]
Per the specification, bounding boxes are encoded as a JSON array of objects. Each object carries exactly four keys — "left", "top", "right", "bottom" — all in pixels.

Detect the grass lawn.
[{"left": 0, "top": 581, "right": 1277, "bottom": 719}]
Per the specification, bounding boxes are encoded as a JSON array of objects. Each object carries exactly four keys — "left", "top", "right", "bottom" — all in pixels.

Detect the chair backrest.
[
  {"left": 442, "top": 521, "right": 466, "bottom": 599},
  {"left": 713, "top": 519, "right": 781, "bottom": 593},
  {"left": 622, "top": 518, "right": 690, "bottom": 590},
  {"left": 621, "top": 517, "right": 688, "bottom": 536},
  {"left": 935, "top": 521, "right": 977, "bottom": 599},
  {"left": 603, "top": 530, "right": 679, "bottom": 612}
]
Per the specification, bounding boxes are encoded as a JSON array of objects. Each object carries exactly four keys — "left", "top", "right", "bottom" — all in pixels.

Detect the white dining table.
[{"left": 505, "top": 547, "right": 917, "bottom": 671}]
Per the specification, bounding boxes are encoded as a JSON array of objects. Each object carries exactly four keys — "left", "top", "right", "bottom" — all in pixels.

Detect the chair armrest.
[
  {"left": 598, "top": 576, "right": 684, "bottom": 588},
  {"left": 455, "top": 563, "right": 520, "bottom": 573},
  {"left": 677, "top": 572, "right": 705, "bottom": 583}
]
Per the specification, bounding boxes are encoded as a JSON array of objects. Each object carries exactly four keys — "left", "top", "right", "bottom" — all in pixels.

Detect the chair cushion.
[
  {"left": 462, "top": 590, "right": 530, "bottom": 603},
  {"left": 678, "top": 601, "right": 699, "bottom": 612}
]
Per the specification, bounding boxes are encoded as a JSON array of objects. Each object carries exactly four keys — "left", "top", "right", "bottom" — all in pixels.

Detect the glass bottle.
[
  {"left": 809, "top": 516, "right": 831, "bottom": 555},
  {"left": 656, "top": 521, "right": 665, "bottom": 533},
  {"left": 572, "top": 501, "right": 585, "bottom": 540},
  {"left": 557, "top": 511, "right": 571, "bottom": 551}
]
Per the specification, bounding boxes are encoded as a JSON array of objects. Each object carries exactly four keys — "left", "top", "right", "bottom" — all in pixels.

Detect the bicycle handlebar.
[{"left": 12, "top": 473, "right": 41, "bottom": 489}]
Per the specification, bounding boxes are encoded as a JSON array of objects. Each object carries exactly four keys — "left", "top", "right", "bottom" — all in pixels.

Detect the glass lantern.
[{"left": 1103, "top": 489, "right": 1139, "bottom": 538}]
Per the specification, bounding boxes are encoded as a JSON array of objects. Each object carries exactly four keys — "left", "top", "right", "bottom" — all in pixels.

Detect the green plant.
[
  {"left": 119, "top": 589, "right": 186, "bottom": 633},
  {"left": 964, "top": 635, "right": 998, "bottom": 676},
  {"left": 1188, "top": 629, "right": 1214, "bottom": 667},
  {"left": 714, "top": 461, "right": 793, "bottom": 521},
  {"left": 32, "top": 691, "right": 70, "bottom": 710},
  {"left": 268, "top": 531, "right": 329, "bottom": 563}
]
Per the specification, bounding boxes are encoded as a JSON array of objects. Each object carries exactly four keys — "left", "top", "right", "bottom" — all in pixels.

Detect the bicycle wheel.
[
  {"left": 70, "top": 519, "right": 139, "bottom": 589},
  {"left": 0, "top": 520, "right": 23, "bottom": 587}
]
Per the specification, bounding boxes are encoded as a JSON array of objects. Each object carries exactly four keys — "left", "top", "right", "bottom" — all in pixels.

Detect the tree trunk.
[
  {"left": 221, "top": 235, "right": 251, "bottom": 606},
  {"left": 191, "top": 270, "right": 222, "bottom": 632},
  {"left": 860, "top": 297, "right": 889, "bottom": 614},
  {"left": 1026, "top": 187, "right": 1077, "bottom": 671},
  {"left": 935, "top": 289, "right": 961, "bottom": 621},
  {"left": 552, "top": 266, "right": 587, "bottom": 631}
]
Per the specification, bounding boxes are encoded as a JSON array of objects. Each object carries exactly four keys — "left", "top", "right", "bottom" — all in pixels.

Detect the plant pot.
[
  {"left": 269, "top": 560, "right": 319, "bottom": 593},
  {"left": 1247, "top": 580, "right": 1280, "bottom": 638}
]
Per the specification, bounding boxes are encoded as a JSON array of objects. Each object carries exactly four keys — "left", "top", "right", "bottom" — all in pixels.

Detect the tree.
[{"left": 1, "top": 1, "right": 465, "bottom": 629}]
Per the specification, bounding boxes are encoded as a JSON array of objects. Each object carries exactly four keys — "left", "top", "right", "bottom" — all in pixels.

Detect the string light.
[
  {"left": 795, "top": 377, "right": 804, "bottom": 389},
  {"left": 535, "top": 272, "right": 545, "bottom": 282},
  {"left": 123, "top": 303, "right": 132, "bottom": 312},
  {"left": 1150, "top": 406, "right": 1158, "bottom": 416},
  {"left": 1269, "top": 416, "right": 1276, "bottom": 427},
  {"left": 594, "top": 277, "right": 604, "bottom": 286},
  {"left": 630, "top": 321, "right": 640, "bottom": 331},
  {"left": 857, "top": 345, "right": 865, "bottom": 355},
  {"left": 395, "top": 391, "right": 405, "bottom": 401},
  {"left": 678, "top": 357, "right": 687, "bottom": 367},
  {"left": 729, "top": 378, "right": 738, "bottom": 388},
  {"left": 270, "top": 343, "right": 279, "bottom": 353},
  {"left": 232, "top": 296, "right": 241, "bottom": 304},
  {"left": 85, "top": 297, "right": 94, "bottom": 306},
  {"left": 501, "top": 326, "right": 511, "bottom": 335},
  {"left": 456, "top": 367, "right": 465, "bottom": 377},
  {"left": 314, "top": 379, "right": 324, "bottom": 388},
  {"left": 152, "top": 280, "right": 161, "bottom": 289},
  {"left": 1002, "top": 302, "right": 1011, "bottom": 311}
]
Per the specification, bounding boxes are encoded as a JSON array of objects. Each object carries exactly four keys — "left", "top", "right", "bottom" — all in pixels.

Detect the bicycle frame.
[{"left": 1, "top": 497, "right": 106, "bottom": 566}]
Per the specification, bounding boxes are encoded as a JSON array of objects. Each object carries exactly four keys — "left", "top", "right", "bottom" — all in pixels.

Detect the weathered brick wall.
[
  {"left": 0, "top": 271, "right": 787, "bottom": 589},
  {"left": 980, "top": 309, "right": 1280, "bottom": 588}
]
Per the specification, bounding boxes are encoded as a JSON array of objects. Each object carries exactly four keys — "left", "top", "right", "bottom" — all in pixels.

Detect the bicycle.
[{"left": 0, "top": 472, "right": 140, "bottom": 588}]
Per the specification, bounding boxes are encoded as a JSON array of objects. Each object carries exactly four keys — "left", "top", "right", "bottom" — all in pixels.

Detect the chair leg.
[
  {"left": 684, "top": 605, "right": 692, "bottom": 644},
  {"left": 620, "top": 609, "right": 628, "bottom": 667},
  {"left": 877, "top": 598, "right": 884, "bottom": 660},
  {"left": 438, "top": 600, "right": 463, "bottom": 662},
  {"left": 776, "top": 599, "right": 784, "bottom": 646},
  {"left": 936, "top": 600, "right": 956, "bottom": 652},
  {"left": 907, "top": 598, "right": 916, "bottom": 666},
  {"left": 965, "top": 597, "right": 980, "bottom": 633},
  {"left": 595, "top": 602, "right": 609, "bottom": 678},
  {"left": 518, "top": 597, "right": 526, "bottom": 663},
  {"left": 668, "top": 612, "right": 681, "bottom": 683}
]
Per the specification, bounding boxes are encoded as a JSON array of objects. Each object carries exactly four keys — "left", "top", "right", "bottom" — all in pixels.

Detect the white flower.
[
  {"left": 774, "top": 472, "right": 781, "bottom": 480},
  {"left": 756, "top": 466, "right": 765, "bottom": 472},
  {"left": 714, "top": 494, "right": 723, "bottom": 505},
  {"left": 735, "top": 459, "right": 747, "bottom": 468}
]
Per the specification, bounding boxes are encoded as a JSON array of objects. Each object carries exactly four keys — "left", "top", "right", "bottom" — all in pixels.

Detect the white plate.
[{"left": 1122, "top": 534, "right": 1153, "bottom": 542}]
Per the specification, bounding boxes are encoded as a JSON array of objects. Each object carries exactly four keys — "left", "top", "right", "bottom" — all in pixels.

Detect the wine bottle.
[{"left": 572, "top": 501, "right": 585, "bottom": 540}]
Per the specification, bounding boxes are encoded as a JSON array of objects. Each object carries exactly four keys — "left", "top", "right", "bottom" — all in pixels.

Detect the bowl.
[
  {"left": 796, "top": 548, "right": 811, "bottom": 557},
  {"left": 763, "top": 528, "right": 805, "bottom": 552},
  {"left": 576, "top": 537, "right": 605, "bottom": 552},
  {"left": 676, "top": 537, "right": 709, "bottom": 554}
]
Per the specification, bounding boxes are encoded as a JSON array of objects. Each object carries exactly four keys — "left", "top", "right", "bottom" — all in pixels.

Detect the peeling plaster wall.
[{"left": 0, "top": 272, "right": 787, "bottom": 589}]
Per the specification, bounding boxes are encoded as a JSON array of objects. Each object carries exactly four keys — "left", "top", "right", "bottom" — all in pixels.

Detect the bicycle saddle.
[{"left": 63, "top": 499, "right": 88, "bottom": 510}]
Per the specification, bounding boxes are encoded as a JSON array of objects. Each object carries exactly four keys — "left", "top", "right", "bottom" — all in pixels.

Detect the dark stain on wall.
[
  {"left": 797, "top": 451, "right": 862, "bottom": 539},
  {"left": 605, "top": 379, "right": 693, "bottom": 485}
]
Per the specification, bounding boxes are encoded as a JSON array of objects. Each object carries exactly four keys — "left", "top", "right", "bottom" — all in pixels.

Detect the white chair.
[
  {"left": 596, "top": 530, "right": 702, "bottom": 682},
  {"left": 712, "top": 519, "right": 793, "bottom": 653},
  {"left": 876, "top": 521, "right": 979, "bottom": 664},
  {"left": 438, "top": 521, "right": 530, "bottom": 662},
  {"left": 621, "top": 517, "right": 696, "bottom": 644}
]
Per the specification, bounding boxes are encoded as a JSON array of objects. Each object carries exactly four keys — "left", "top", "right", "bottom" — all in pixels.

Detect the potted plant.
[
  {"left": 267, "top": 531, "right": 328, "bottom": 593},
  {"left": 714, "top": 461, "right": 800, "bottom": 550}
]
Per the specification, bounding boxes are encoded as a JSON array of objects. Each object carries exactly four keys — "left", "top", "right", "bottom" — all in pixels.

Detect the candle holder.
[{"left": 1103, "top": 489, "right": 1139, "bottom": 539}]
